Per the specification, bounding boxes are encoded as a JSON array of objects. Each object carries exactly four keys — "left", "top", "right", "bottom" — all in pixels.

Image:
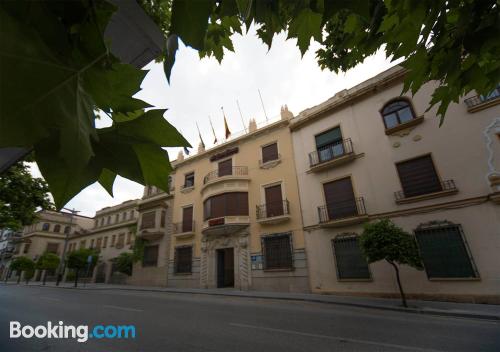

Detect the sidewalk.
[{"left": 3, "top": 281, "right": 500, "bottom": 321}]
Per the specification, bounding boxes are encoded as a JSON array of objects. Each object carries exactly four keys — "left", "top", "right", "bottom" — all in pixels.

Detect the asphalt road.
[{"left": 0, "top": 285, "right": 498, "bottom": 352}]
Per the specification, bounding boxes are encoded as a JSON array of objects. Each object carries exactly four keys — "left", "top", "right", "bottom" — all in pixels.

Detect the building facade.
[
  {"left": 131, "top": 107, "right": 310, "bottom": 292},
  {"left": 290, "top": 66, "right": 500, "bottom": 303}
]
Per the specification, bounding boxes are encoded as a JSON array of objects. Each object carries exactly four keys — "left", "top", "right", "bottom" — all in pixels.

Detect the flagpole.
[
  {"left": 208, "top": 115, "right": 217, "bottom": 144},
  {"left": 258, "top": 88, "right": 269, "bottom": 122},
  {"left": 236, "top": 100, "right": 247, "bottom": 133}
]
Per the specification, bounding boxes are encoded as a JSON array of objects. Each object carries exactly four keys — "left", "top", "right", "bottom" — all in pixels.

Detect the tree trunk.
[
  {"left": 388, "top": 260, "right": 407, "bottom": 308},
  {"left": 42, "top": 270, "right": 46, "bottom": 285},
  {"left": 74, "top": 269, "right": 79, "bottom": 288},
  {"left": 16, "top": 271, "right": 21, "bottom": 284}
]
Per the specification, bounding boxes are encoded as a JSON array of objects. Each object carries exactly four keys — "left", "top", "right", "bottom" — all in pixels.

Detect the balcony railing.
[
  {"left": 394, "top": 179, "right": 457, "bottom": 201},
  {"left": 256, "top": 200, "right": 290, "bottom": 219},
  {"left": 172, "top": 221, "right": 195, "bottom": 234},
  {"left": 203, "top": 166, "right": 248, "bottom": 184},
  {"left": 309, "top": 138, "right": 354, "bottom": 168},
  {"left": 318, "top": 197, "right": 367, "bottom": 223},
  {"left": 464, "top": 88, "right": 500, "bottom": 109}
]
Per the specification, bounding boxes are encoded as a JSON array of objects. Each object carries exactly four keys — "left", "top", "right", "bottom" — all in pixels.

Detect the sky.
[{"left": 31, "top": 27, "right": 398, "bottom": 217}]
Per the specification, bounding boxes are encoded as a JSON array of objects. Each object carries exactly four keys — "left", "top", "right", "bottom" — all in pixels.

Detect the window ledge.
[
  {"left": 466, "top": 97, "right": 500, "bottom": 113},
  {"left": 173, "top": 231, "right": 195, "bottom": 240},
  {"left": 263, "top": 268, "right": 294, "bottom": 272},
  {"left": 428, "top": 277, "right": 480, "bottom": 282},
  {"left": 308, "top": 153, "right": 363, "bottom": 173},
  {"left": 337, "top": 278, "right": 373, "bottom": 282},
  {"left": 319, "top": 215, "right": 369, "bottom": 228},
  {"left": 180, "top": 186, "right": 195, "bottom": 194},
  {"left": 395, "top": 188, "right": 458, "bottom": 204},
  {"left": 259, "top": 158, "right": 281, "bottom": 169},
  {"left": 385, "top": 115, "right": 424, "bottom": 135},
  {"left": 173, "top": 272, "right": 192, "bottom": 276}
]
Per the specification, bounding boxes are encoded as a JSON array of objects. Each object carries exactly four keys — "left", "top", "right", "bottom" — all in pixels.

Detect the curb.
[{"left": 3, "top": 282, "right": 499, "bottom": 322}]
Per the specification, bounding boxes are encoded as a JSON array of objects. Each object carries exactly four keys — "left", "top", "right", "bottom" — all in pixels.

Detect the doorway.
[{"left": 216, "top": 248, "right": 234, "bottom": 288}]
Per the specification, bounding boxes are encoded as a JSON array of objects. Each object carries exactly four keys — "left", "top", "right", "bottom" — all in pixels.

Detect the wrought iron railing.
[
  {"left": 172, "top": 221, "right": 195, "bottom": 234},
  {"left": 318, "top": 197, "right": 366, "bottom": 223},
  {"left": 309, "top": 138, "right": 354, "bottom": 167},
  {"left": 394, "top": 179, "right": 457, "bottom": 201},
  {"left": 256, "top": 200, "right": 290, "bottom": 219},
  {"left": 464, "top": 88, "right": 500, "bottom": 109},
  {"left": 203, "top": 166, "right": 248, "bottom": 184}
]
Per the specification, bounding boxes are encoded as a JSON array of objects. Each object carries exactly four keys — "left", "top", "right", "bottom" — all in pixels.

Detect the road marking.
[
  {"left": 39, "top": 296, "right": 61, "bottom": 302},
  {"left": 229, "top": 323, "right": 445, "bottom": 352},
  {"left": 103, "top": 305, "right": 143, "bottom": 312}
]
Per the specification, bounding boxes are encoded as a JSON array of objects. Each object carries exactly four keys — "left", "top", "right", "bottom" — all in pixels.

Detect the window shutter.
[
  {"left": 396, "top": 155, "right": 442, "bottom": 198},
  {"left": 323, "top": 177, "right": 357, "bottom": 220},
  {"left": 218, "top": 159, "right": 232, "bottom": 177},
  {"left": 265, "top": 185, "right": 284, "bottom": 217},
  {"left": 262, "top": 143, "right": 278, "bottom": 163},
  {"left": 141, "top": 211, "right": 156, "bottom": 229},
  {"left": 182, "top": 207, "right": 193, "bottom": 232},
  {"left": 142, "top": 245, "right": 159, "bottom": 267}
]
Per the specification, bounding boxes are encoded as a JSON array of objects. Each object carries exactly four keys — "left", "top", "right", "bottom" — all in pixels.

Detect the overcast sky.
[{"left": 32, "top": 27, "right": 398, "bottom": 217}]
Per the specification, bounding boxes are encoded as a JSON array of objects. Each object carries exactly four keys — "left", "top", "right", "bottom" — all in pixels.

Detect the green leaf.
[
  {"left": 132, "top": 143, "right": 173, "bottom": 192},
  {"left": 288, "top": 8, "right": 322, "bottom": 56},
  {"left": 98, "top": 168, "right": 116, "bottom": 197},
  {"left": 164, "top": 34, "right": 179, "bottom": 83},
  {"left": 170, "top": 0, "right": 213, "bottom": 50}
]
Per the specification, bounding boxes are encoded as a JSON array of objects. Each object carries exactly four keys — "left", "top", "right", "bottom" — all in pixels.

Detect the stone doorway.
[{"left": 216, "top": 248, "right": 234, "bottom": 288}]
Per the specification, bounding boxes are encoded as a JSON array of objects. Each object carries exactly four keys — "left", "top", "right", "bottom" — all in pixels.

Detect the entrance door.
[
  {"left": 216, "top": 248, "right": 234, "bottom": 288},
  {"left": 265, "top": 184, "right": 284, "bottom": 217},
  {"left": 323, "top": 177, "right": 358, "bottom": 220}
]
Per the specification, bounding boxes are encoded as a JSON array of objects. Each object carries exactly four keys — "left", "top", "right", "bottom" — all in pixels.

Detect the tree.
[
  {"left": 0, "top": 157, "right": 53, "bottom": 230},
  {"left": 359, "top": 219, "right": 423, "bottom": 308},
  {"left": 1, "top": 1, "right": 498, "bottom": 208},
  {"left": 10, "top": 256, "right": 35, "bottom": 284},
  {"left": 66, "top": 248, "right": 98, "bottom": 288},
  {"left": 114, "top": 252, "right": 134, "bottom": 276},
  {"left": 36, "top": 252, "right": 60, "bottom": 285}
]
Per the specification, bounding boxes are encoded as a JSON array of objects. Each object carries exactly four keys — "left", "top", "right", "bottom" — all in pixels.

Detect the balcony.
[
  {"left": 464, "top": 88, "right": 500, "bottom": 112},
  {"left": 308, "top": 139, "right": 356, "bottom": 172},
  {"left": 201, "top": 166, "right": 250, "bottom": 197},
  {"left": 318, "top": 197, "right": 368, "bottom": 227},
  {"left": 172, "top": 221, "right": 195, "bottom": 239},
  {"left": 395, "top": 180, "right": 458, "bottom": 204},
  {"left": 256, "top": 200, "right": 291, "bottom": 225},
  {"left": 201, "top": 216, "right": 250, "bottom": 236},
  {"left": 203, "top": 166, "right": 249, "bottom": 184}
]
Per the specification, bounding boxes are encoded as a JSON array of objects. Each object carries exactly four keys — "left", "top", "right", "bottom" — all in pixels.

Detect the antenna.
[
  {"left": 236, "top": 100, "right": 247, "bottom": 133},
  {"left": 258, "top": 89, "right": 269, "bottom": 121}
]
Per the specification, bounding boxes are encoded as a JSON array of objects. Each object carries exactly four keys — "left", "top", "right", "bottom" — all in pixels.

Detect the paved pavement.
[{"left": 1, "top": 284, "right": 499, "bottom": 351}]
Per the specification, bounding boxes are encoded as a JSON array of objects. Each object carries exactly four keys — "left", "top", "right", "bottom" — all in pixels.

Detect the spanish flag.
[{"left": 222, "top": 107, "right": 231, "bottom": 139}]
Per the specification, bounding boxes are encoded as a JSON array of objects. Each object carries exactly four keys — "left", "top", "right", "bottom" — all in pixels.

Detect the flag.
[
  {"left": 196, "top": 122, "right": 205, "bottom": 149},
  {"left": 183, "top": 146, "right": 190, "bottom": 155},
  {"left": 222, "top": 107, "right": 231, "bottom": 139},
  {"left": 209, "top": 116, "right": 217, "bottom": 144}
]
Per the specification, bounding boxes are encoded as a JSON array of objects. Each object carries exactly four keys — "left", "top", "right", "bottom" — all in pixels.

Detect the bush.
[{"left": 114, "top": 252, "right": 133, "bottom": 276}]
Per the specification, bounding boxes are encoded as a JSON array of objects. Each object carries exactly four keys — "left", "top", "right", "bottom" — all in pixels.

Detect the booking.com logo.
[{"left": 10, "top": 321, "right": 136, "bottom": 342}]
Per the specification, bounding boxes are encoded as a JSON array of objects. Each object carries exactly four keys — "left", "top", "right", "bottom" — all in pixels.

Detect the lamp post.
[{"left": 55, "top": 208, "right": 79, "bottom": 286}]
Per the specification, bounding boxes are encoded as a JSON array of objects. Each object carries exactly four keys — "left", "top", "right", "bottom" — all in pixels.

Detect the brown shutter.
[
  {"left": 142, "top": 245, "right": 159, "bottom": 267},
  {"left": 182, "top": 206, "right": 193, "bottom": 232},
  {"left": 141, "top": 211, "right": 156, "bottom": 229},
  {"left": 323, "top": 177, "right": 357, "bottom": 220},
  {"left": 396, "top": 155, "right": 442, "bottom": 198},
  {"left": 262, "top": 143, "right": 278, "bottom": 163},
  {"left": 218, "top": 159, "right": 232, "bottom": 177},
  {"left": 46, "top": 243, "right": 59, "bottom": 254},
  {"left": 265, "top": 185, "right": 284, "bottom": 217}
]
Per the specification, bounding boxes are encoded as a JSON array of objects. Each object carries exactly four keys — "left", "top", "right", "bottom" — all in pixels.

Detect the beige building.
[
  {"left": 131, "top": 107, "right": 309, "bottom": 292},
  {"left": 290, "top": 65, "right": 500, "bottom": 303}
]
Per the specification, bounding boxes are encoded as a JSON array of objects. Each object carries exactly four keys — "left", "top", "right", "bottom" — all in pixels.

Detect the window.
[
  {"left": 64, "top": 226, "right": 71, "bottom": 234},
  {"left": 262, "top": 233, "right": 293, "bottom": 270},
  {"left": 107, "top": 216, "right": 111, "bottom": 225},
  {"left": 103, "top": 237, "right": 108, "bottom": 248},
  {"left": 115, "top": 214, "right": 119, "bottom": 223},
  {"left": 46, "top": 243, "right": 59, "bottom": 254},
  {"left": 203, "top": 192, "right": 248, "bottom": 220},
  {"left": 218, "top": 159, "right": 232, "bottom": 177},
  {"left": 396, "top": 155, "right": 442, "bottom": 198},
  {"left": 264, "top": 184, "right": 284, "bottom": 218},
  {"left": 332, "top": 235, "right": 370, "bottom": 280},
  {"left": 142, "top": 245, "right": 159, "bottom": 267},
  {"left": 116, "top": 233, "right": 125, "bottom": 248},
  {"left": 96, "top": 238, "right": 102, "bottom": 249},
  {"left": 381, "top": 99, "right": 416, "bottom": 129},
  {"left": 182, "top": 206, "right": 193, "bottom": 232},
  {"left": 184, "top": 172, "right": 195, "bottom": 188},
  {"left": 53, "top": 224, "right": 61, "bottom": 233},
  {"left": 321, "top": 177, "right": 359, "bottom": 221},
  {"left": 122, "top": 212, "right": 127, "bottom": 221},
  {"left": 415, "top": 222, "right": 477, "bottom": 279},
  {"left": 79, "top": 240, "right": 86, "bottom": 249},
  {"left": 42, "top": 223, "right": 50, "bottom": 231},
  {"left": 90, "top": 239, "right": 95, "bottom": 248},
  {"left": 174, "top": 246, "right": 192, "bottom": 273},
  {"left": 315, "top": 127, "right": 345, "bottom": 163},
  {"left": 126, "top": 232, "right": 132, "bottom": 245},
  {"left": 23, "top": 243, "right": 30, "bottom": 254},
  {"left": 111, "top": 235, "right": 116, "bottom": 247},
  {"left": 129, "top": 210, "right": 134, "bottom": 220},
  {"left": 161, "top": 210, "right": 166, "bottom": 227},
  {"left": 141, "top": 211, "right": 156, "bottom": 229},
  {"left": 100, "top": 218, "right": 104, "bottom": 227},
  {"left": 262, "top": 143, "right": 279, "bottom": 163}
]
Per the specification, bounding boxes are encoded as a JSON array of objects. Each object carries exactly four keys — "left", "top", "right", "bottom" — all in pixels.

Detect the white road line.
[
  {"left": 229, "top": 322, "right": 445, "bottom": 352},
  {"left": 39, "top": 296, "right": 61, "bottom": 302},
  {"left": 103, "top": 304, "right": 143, "bottom": 312}
]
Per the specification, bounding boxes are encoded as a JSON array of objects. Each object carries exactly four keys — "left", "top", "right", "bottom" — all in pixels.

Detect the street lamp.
[{"left": 55, "top": 208, "right": 79, "bottom": 286}]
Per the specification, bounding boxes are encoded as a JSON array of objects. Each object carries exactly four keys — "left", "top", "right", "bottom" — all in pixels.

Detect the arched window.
[
  {"left": 42, "top": 223, "right": 50, "bottom": 231},
  {"left": 64, "top": 226, "right": 71, "bottom": 234},
  {"left": 381, "top": 98, "right": 416, "bottom": 130},
  {"left": 53, "top": 224, "right": 61, "bottom": 233}
]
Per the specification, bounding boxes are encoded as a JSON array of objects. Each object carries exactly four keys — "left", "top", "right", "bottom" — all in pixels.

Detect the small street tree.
[
  {"left": 359, "top": 219, "right": 423, "bottom": 308},
  {"left": 36, "top": 252, "right": 60, "bottom": 285},
  {"left": 114, "top": 252, "right": 133, "bottom": 276},
  {"left": 10, "top": 256, "right": 35, "bottom": 284},
  {"left": 66, "top": 249, "right": 98, "bottom": 288}
]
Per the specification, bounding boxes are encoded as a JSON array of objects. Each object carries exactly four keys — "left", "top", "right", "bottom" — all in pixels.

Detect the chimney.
[
  {"left": 248, "top": 118, "right": 257, "bottom": 132},
  {"left": 177, "top": 150, "right": 184, "bottom": 161},
  {"left": 280, "top": 105, "right": 293, "bottom": 120},
  {"left": 198, "top": 141, "right": 205, "bottom": 154}
]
